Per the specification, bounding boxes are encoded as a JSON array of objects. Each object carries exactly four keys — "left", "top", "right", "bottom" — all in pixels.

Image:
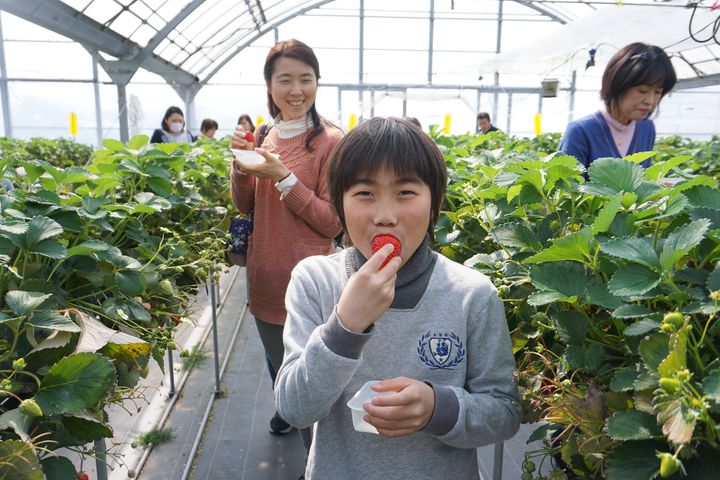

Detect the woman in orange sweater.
[{"left": 229, "top": 39, "right": 343, "bottom": 447}]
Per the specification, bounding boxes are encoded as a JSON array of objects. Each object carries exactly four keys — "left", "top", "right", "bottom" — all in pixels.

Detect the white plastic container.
[
  {"left": 231, "top": 148, "right": 265, "bottom": 165},
  {"left": 346, "top": 380, "right": 394, "bottom": 434}
]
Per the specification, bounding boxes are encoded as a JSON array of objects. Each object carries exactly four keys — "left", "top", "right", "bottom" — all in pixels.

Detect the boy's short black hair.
[
  {"left": 327, "top": 117, "right": 447, "bottom": 242},
  {"left": 200, "top": 118, "right": 218, "bottom": 132},
  {"left": 476, "top": 112, "right": 491, "bottom": 121},
  {"left": 601, "top": 43, "right": 676, "bottom": 115}
]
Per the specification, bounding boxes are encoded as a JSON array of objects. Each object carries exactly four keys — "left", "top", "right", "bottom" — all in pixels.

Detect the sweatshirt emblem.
[{"left": 417, "top": 331, "right": 465, "bottom": 370}]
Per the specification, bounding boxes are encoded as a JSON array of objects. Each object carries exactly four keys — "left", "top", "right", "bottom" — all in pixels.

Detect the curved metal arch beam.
[
  {"left": 134, "top": 0, "right": 206, "bottom": 67},
  {"left": 512, "top": 1, "right": 568, "bottom": 24},
  {"left": 199, "top": 0, "right": 336, "bottom": 86},
  {"left": 0, "top": 0, "right": 198, "bottom": 85}
]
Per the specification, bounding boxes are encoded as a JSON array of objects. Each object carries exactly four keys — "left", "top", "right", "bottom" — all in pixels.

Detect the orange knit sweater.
[{"left": 230, "top": 124, "right": 343, "bottom": 325}]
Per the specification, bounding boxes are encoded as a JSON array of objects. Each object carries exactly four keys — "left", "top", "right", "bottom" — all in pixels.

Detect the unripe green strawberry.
[
  {"left": 12, "top": 358, "right": 26, "bottom": 371},
  {"left": 661, "top": 322, "right": 675, "bottom": 333},
  {"left": 19, "top": 398, "right": 43, "bottom": 417},
  {"left": 663, "top": 312, "right": 684, "bottom": 328},
  {"left": 676, "top": 369, "right": 690, "bottom": 382},
  {"left": 659, "top": 377, "right": 682, "bottom": 394},
  {"left": 657, "top": 452, "right": 680, "bottom": 478}
]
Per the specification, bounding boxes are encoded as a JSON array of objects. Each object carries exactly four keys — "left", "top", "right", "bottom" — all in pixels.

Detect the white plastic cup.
[
  {"left": 231, "top": 148, "right": 265, "bottom": 165},
  {"left": 346, "top": 380, "right": 393, "bottom": 434}
]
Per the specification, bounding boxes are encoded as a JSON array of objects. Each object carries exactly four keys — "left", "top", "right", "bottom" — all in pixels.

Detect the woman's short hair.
[
  {"left": 161, "top": 106, "right": 185, "bottom": 131},
  {"left": 327, "top": 117, "right": 447, "bottom": 242},
  {"left": 200, "top": 118, "right": 218, "bottom": 132},
  {"left": 237, "top": 114, "right": 255, "bottom": 133},
  {"left": 601, "top": 43, "right": 677, "bottom": 115}
]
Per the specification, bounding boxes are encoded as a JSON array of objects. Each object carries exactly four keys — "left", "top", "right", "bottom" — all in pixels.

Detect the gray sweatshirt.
[{"left": 275, "top": 242, "right": 521, "bottom": 480}]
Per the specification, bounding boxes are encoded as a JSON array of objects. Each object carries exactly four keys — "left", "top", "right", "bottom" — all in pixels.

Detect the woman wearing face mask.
[
  {"left": 150, "top": 106, "right": 195, "bottom": 144},
  {"left": 559, "top": 43, "right": 677, "bottom": 170},
  {"left": 229, "top": 39, "right": 343, "bottom": 462}
]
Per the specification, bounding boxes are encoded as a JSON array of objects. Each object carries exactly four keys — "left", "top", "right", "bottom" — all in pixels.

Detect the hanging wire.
[{"left": 687, "top": 2, "right": 720, "bottom": 46}]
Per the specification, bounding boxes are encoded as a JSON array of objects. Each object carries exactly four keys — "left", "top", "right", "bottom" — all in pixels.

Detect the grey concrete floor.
[{"left": 139, "top": 266, "right": 550, "bottom": 480}]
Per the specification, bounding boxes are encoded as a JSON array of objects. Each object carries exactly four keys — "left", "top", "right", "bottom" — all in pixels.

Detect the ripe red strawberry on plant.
[
  {"left": 371, "top": 234, "right": 401, "bottom": 269},
  {"left": 77, "top": 472, "right": 89, "bottom": 480}
]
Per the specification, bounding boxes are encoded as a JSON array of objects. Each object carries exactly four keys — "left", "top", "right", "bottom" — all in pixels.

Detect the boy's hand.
[
  {"left": 336, "top": 244, "right": 401, "bottom": 333},
  {"left": 362, "top": 377, "right": 435, "bottom": 438},
  {"left": 233, "top": 148, "right": 290, "bottom": 182}
]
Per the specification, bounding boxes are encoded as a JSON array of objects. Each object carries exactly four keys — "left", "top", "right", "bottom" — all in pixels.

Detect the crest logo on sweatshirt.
[{"left": 417, "top": 331, "right": 465, "bottom": 370}]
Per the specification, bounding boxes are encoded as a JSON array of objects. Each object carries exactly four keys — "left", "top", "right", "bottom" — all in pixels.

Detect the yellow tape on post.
[
  {"left": 255, "top": 115, "right": 264, "bottom": 128},
  {"left": 534, "top": 113, "right": 542, "bottom": 136},
  {"left": 442, "top": 114, "right": 451, "bottom": 134},
  {"left": 347, "top": 113, "right": 358, "bottom": 131},
  {"left": 69, "top": 112, "right": 78, "bottom": 136}
]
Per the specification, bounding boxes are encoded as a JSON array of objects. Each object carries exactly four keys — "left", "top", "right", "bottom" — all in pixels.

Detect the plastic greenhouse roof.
[{"left": 1, "top": 0, "right": 718, "bottom": 88}]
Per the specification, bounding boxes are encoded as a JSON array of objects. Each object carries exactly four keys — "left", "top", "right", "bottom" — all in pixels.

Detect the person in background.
[
  {"left": 150, "top": 106, "right": 195, "bottom": 144},
  {"left": 229, "top": 39, "right": 343, "bottom": 460},
  {"left": 199, "top": 118, "right": 219, "bottom": 139},
  {"left": 559, "top": 42, "right": 677, "bottom": 170},
  {"left": 237, "top": 114, "right": 255, "bottom": 134},
  {"left": 477, "top": 112, "right": 500, "bottom": 134},
  {"left": 275, "top": 117, "right": 521, "bottom": 480}
]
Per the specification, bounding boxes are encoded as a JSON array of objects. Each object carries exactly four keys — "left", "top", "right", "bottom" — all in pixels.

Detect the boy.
[{"left": 275, "top": 117, "right": 520, "bottom": 479}]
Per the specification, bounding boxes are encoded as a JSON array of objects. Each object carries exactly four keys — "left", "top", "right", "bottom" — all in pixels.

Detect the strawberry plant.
[
  {"left": 437, "top": 136, "right": 720, "bottom": 479},
  {"left": 0, "top": 135, "right": 232, "bottom": 478}
]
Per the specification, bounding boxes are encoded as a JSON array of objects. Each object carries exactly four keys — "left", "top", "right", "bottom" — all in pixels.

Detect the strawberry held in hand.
[{"left": 371, "top": 234, "right": 401, "bottom": 269}]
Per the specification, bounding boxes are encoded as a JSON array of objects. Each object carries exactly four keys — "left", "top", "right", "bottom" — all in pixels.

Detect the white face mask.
[{"left": 169, "top": 121, "right": 184, "bottom": 133}]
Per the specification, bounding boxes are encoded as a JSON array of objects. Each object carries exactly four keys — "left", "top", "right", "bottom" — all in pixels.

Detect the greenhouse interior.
[{"left": 0, "top": 1, "right": 719, "bottom": 479}]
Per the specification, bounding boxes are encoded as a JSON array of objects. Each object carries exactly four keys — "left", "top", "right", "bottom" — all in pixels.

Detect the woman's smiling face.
[{"left": 269, "top": 56, "right": 317, "bottom": 121}]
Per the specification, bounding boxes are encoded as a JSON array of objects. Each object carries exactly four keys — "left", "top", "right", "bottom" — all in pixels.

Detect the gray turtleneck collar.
[{"left": 345, "top": 236, "right": 438, "bottom": 309}]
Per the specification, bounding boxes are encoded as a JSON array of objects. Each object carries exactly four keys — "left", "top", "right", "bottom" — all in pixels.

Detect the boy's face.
[{"left": 343, "top": 166, "right": 431, "bottom": 267}]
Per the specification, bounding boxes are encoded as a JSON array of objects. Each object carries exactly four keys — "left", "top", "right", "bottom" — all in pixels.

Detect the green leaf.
[
  {"left": 26, "top": 216, "right": 63, "bottom": 245},
  {"left": 585, "top": 282, "right": 624, "bottom": 309},
  {"left": 703, "top": 368, "right": 720, "bottom": 404},
  {"left": 592, "top": 194, "right": 622, "bottom": 234},
  {"left": 659, "top": 219, "right": 711, "bottom": 271},
  {"left": 639, "top": 333, "right": 670, "bottom": 372},
  {"left": 623, "top": 318, "right": 660, "bottom": 337},
  {"left": 586, "top": 157, "right": 646, "bottom": 194},
  {"left": 645, "top": 154, "right": 692, "bottom": 181},
  {"left": 690, "top": 207, "right": 720, "bottom": 230},
  {"left": 0, "top": 440, "right": 43, "bottom": 480},
  {"left": 565, "top": 343, "right": 604, "bottom": 371},
  {"left": 133, "top": 192, "right": 172, "bottom": 212},
  {"left": 490, "top": 222, "right": 542, "bottom": 251},
  {"left": 27, "top": 311, "right": 81, "bottom": 332},
  {"left": 524, "top": 227, "right": 593, "bottom": 264},
  {"left": 40, "top": 456, "right": 76, "bottom": 480},
  {"left": 527, "top": 291, "right": 571, "bottom": 306},
  {"left": 115, "top": 270, "right": 146, "bottom": 296},
  {"left": 606, "top": 440, "right": 663, "bottom": 480},
  {"left": 128, "top": 134, "right": 149, "bottom": 150},
  {"left": 526, "top": 423, "right": 563, "bottom": 444},
  {"left": 30, "top": 239, "right": 67, "bottom": 259},
  {"left": 552, "top": 310, "right": 589, "bottom": 344},
  {"left": 34, "top": 353, "right": 115, "bottom": 416},
  {"left": 624, "top": 151, "right": 657, "bottom": 164},
  {"left": 66, "top": 240, "right": 115, "bottom": 257},
  {"left": 600, "top": 237, "right": 660, "bottom": 269},
  {"left": 658, "top": 325, "right": 689, "bottom": 378},
  {"left": 607, "top": 410, "right": 661, "bottom": 440},
  {"left": 62, "top": 413, "right": 113, "bottom": 442},
  {"left": 0, "top": 408, "right": 33, "bottom": 441},
  {"left": 612, "top": 304, "right": 654, "bottom": 319},
  {"left": 683, "top": 185, "right": 720, "bottom": 209},
  {"left": 529, "top": 262, "right": 586, "bottom": 298},
  {"left": 608, "top": 264, "right": 661, "bottom": 297},
  {"left": 147, "top": 177, "right": 173, "bottom": 198},
  {"left": 610, "top": 367, "right": 641, "bottom": 392},
  {"left": 5, "top": 290, "right": 52, "bottom": 316},
  {"left": 102, "top": 138, "right": 126, "bottom": 152}
]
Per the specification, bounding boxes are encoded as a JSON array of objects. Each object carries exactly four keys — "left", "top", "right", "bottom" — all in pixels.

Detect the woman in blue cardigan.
[{"left": 560, "top": 43, "right": 676, "bottom": 170}]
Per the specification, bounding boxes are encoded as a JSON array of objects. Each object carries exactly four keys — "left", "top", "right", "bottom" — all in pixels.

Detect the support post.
[
  {"left": 167, "top": 347, "right": 176, "bottom": 396},
  {"left": 493, "top": 442, "right": 504, "bottom": 480},
  {"left": 210, "top": 268, "right": 221, "bottom": 395},
  {"left": 0, "top": 12, "right": 12, "bottom": 138}
]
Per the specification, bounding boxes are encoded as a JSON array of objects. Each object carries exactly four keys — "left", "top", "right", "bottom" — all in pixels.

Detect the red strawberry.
[
  {"left": 371, "top": 235, "right": 401, "bottom": 269},
  {"left": 245, "top": 131, "right": 255, "bottom": 143},
  {"left": 77, "top": 473, "right": 89, "bottom": 480}
]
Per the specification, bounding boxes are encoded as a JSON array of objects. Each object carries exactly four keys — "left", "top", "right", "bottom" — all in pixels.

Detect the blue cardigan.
[{"left": 559, "top": 111, "right": 655, "bottom": 169}]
